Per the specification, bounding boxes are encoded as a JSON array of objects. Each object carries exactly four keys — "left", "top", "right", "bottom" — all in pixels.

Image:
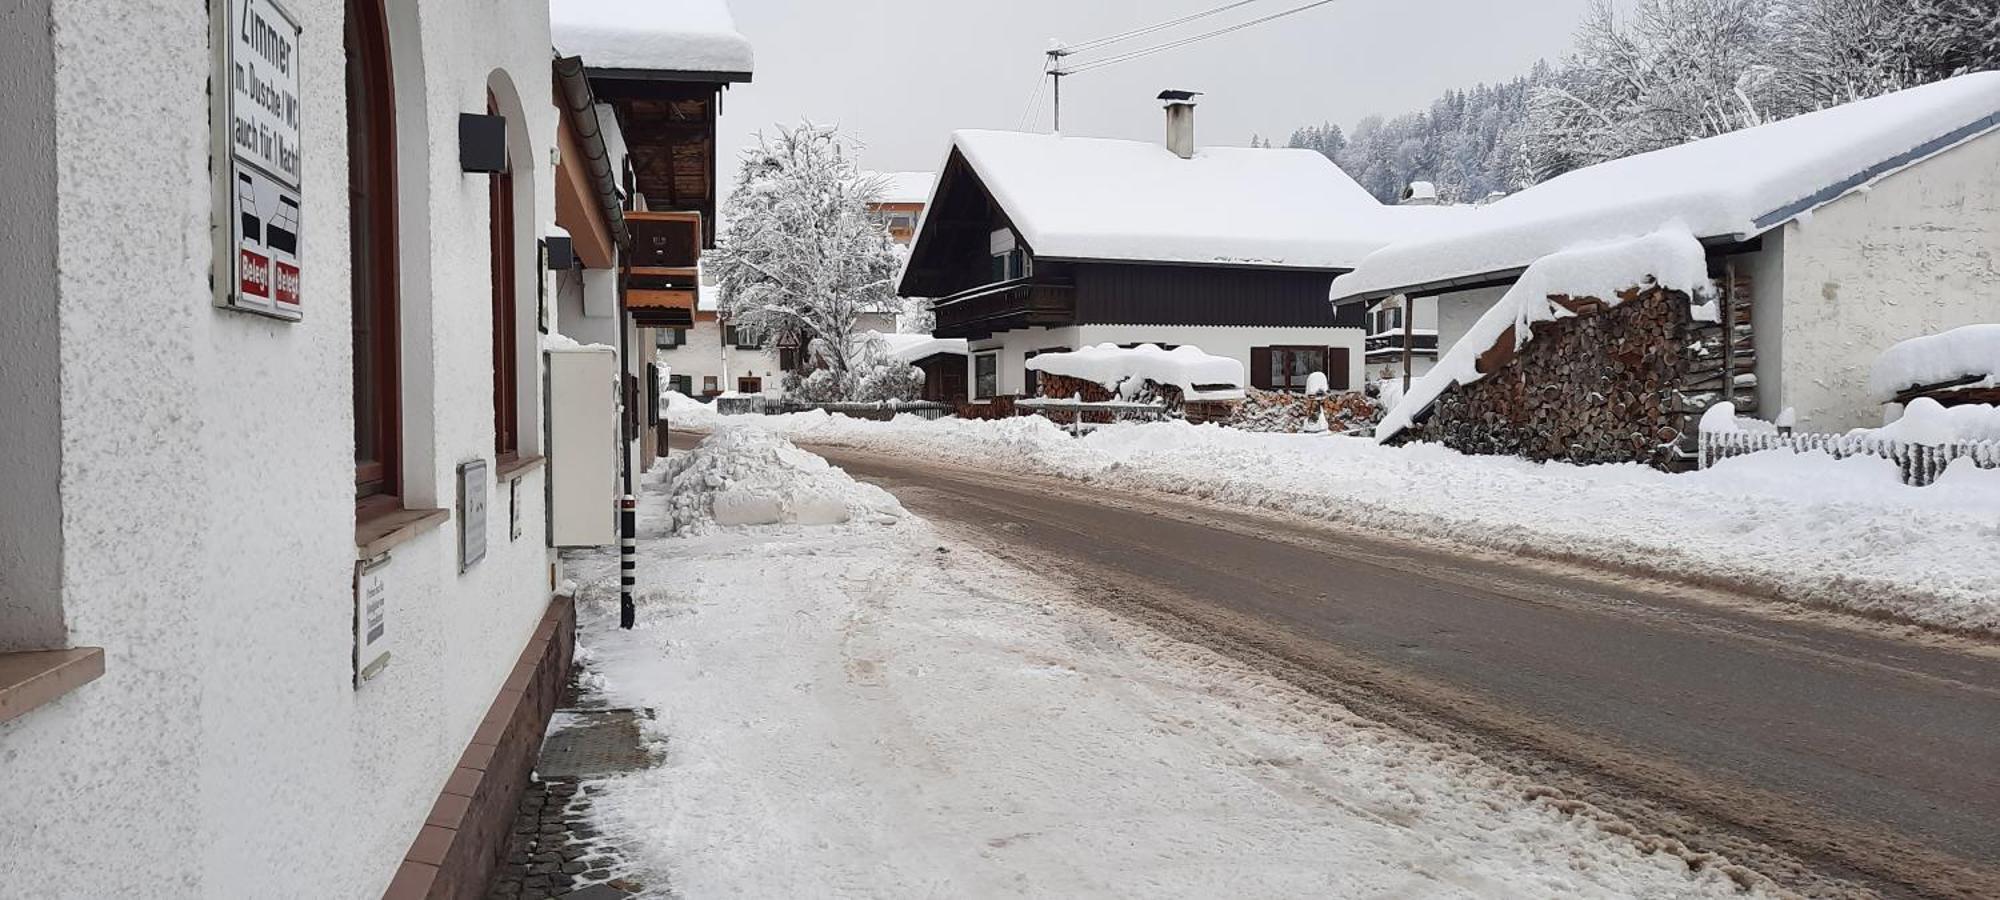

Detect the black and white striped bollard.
[{"left": 620, "top": 494, "right": 637, "bottom": 629}]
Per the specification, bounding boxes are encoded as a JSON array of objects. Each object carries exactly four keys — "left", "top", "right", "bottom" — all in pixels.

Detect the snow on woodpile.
[
  {"left": 551, "top": 0, "right": 754, "bottom": 74},
  {"left": 1869, "top": 323, "right": 2000, "bottom": 400},
  {"left": 1332, "top": 72, "right": 2000, "bottom": 301},
  {"left": 947, "top": 130, "right": 1454, "bottom": 269},
  {"left": 659, "top": 427, "right": 902, "bottom": 534},
  {"left": 1378, "top": 226, "right": 1712, "bottom": 440},
  {"left": 1027, "top": 343, "right": 1245, "bottom": 401}
]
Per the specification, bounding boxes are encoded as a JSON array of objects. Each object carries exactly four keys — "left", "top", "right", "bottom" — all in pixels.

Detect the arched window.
[
  {"left": 488, "top": 95, "right": 520, "bottom": 463},
  {"left": 347, "top": 0, "right": 401, "bottom": 507}
]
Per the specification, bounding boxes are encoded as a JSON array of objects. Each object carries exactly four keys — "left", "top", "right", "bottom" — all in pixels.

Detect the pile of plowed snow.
[{"left": 659, "top": 426, "right": 904, "bottom": 535}]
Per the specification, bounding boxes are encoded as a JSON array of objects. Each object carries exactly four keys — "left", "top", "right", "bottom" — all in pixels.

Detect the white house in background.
[
  {"left": 3, "top": 0, "right": 578, "bottom": 896},
  {"left": 655, "top": 263, "right": 786, "bottom": 397},
  {"left": 1363, "top": 294, "right": 1441, "bottom": 383},
  {"left": 1331, "top": 72, "right": 2000, "bottom": 433},
  {"left": 899, "top": 93, "right": 1460, "bottom": 401}
]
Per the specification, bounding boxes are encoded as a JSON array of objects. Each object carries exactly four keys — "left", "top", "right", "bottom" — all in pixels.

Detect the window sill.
[
  {"left": 0, "top": 648, "right": 106, "bottom": 725},
  {"left": 357, "top": 506, "right": 452, "bottom": 558},
  {"left": 495, "top": 454, "right": 544, "bottom": 481}
]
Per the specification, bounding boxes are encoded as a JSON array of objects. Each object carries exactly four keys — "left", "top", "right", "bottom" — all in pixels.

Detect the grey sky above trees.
[{"left": 715, "top": 0, "right": 1620, "bottom": 178}]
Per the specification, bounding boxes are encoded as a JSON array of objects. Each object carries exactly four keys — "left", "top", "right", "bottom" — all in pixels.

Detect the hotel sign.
[{"left": 217, "top": 0, "right": 305, "bottom": 320}]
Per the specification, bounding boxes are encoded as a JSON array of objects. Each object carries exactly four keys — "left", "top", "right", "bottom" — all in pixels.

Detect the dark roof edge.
[
  {"left": 583, "top": 66, "right": 753, "bottom": 85},
  {"left": 1752, "top": 110, "right": 2000, "bottom": 231}
]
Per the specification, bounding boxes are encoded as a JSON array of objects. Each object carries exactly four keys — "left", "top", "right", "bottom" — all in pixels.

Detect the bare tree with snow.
[{"left": 709, "top": 122, "right": 905, "bottom": 400}]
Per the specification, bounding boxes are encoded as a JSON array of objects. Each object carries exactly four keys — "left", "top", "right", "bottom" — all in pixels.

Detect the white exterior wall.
[
  {"left": 1769, "top": 129, "right": 2000, "bottom": 431},
  {"left": 656, "top": 320, "right": 785, "bottom": 396},
  {"left": 0, "top": 2, "right": 561, "bottom": 897},
  {"left": 1431, "top": 285, "right": 1508, "bottom": 360},
  {"left": 969, "top": 325, "right": 1367, "bottom": 395}
]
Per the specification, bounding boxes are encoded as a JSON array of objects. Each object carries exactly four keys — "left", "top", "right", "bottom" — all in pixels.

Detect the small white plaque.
[{"left": 354, "top": 554, "right": 392, "bottom": 685}]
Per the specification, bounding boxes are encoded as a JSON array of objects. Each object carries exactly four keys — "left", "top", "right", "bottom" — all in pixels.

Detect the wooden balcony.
[
  {"left": 932, "top": 276, "right": 1076, "bottom": 340},
  {"left": 1364, "top": 331, "right": 1439, "bottom": 358},
  {"left": 627, "top": 210, "right": 702, "bottom": 270}
]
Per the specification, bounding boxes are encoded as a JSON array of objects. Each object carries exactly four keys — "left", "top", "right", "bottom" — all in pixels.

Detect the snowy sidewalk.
[{"left": 553, "top": 429, "right": 1761, "bottom": 898}]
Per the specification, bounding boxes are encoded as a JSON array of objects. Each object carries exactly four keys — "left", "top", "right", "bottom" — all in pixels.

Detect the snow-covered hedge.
[{"left": 1026, "top": 343, "right": 1245, "bottom": 401}]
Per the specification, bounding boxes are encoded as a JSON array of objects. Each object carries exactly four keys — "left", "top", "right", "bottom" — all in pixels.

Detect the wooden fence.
[
  {"left": 1698, "top": 429, "right": 2000, "bottom": 486},
  {"left": 1016, "top": 398, "right": 1171, "bottom": 436}
]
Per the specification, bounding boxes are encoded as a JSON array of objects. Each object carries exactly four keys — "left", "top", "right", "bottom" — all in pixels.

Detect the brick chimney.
[{"left": 1158, "top": 90, "right": 1201, "bottom": 159}]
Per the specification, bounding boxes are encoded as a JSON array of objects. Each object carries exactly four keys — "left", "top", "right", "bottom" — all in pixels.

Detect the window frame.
[
  {"left": 973, "top": 351, "right": 1000, "bottom": 400},
  {"left": 488, "top": 97, "right": 520, "bottom": 465},
  {"left": 348, "top": 0, "right": 403, "bottom": 509},
  {"left": 1265, "top": 345, "right": 1329, "bottom": 392}
]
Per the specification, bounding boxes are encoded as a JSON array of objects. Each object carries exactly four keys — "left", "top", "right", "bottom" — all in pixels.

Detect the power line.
[
  {"left": 1017, "top": 68, "right": 1049, "bottom": 131},
  {"left": 1056, "top": 0, "right": 1344, "bottom": 76},
  {"left": 1056, "top": 0, "right": 1272, "bottom": 57}
]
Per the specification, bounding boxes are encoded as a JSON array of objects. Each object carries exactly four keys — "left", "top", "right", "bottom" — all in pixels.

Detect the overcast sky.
[{"left": 715, "top": 0, "right": 1614, "bottom": 179}]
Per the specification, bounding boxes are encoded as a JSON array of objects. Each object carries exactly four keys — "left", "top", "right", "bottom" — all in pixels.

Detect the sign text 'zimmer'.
[{"left": 221, "top": 0, "right": 305, "bottom": 320}]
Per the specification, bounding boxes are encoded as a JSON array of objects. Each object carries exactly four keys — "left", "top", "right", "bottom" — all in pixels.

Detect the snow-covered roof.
[
  {"left": 867, "top": 171, "right": 936, "bottom": 207},
  {"left": 1332, "top": 72, "right": 2000, "bottom": 302},
  {"left": 864, "top": 331, "right": 967, "bottom": 362},
  {"left": 1026, "top": 343, "right": 1246, "bottom": 401},
  {"left": 551, "top": 0, "right": 755, "bottom": 76},
  {"left": 1869, "top": 323, "right": 2000, "bottom": 401},
  {"left": 945, "top": 130, "right": 1425, "bottom": 270}
]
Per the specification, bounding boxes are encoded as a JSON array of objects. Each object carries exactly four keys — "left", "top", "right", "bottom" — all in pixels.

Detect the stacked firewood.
[
  {"left": 1396, "top": 282, "right": 1754, "bottom": 470},
  {"left": 1228, "top": 389, "right": 1381, "bottom": 434}
]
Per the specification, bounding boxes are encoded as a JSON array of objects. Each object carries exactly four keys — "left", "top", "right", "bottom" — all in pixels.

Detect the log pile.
[
  {"left": 1394, "top": 278, "right": 1756, "bottom": 470},
  {"left": 1229, "top": 389, "right": 1381, "bottom": 433}
]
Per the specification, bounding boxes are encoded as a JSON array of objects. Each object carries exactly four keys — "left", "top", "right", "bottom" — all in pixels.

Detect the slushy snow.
[{"left": 553, "top": 438, "right": 1766, "bottom": 899}]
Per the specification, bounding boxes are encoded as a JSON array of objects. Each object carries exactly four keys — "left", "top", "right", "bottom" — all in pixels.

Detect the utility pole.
[{"left": 1045, "top": 46, "right": 1067, "bottom": 132}]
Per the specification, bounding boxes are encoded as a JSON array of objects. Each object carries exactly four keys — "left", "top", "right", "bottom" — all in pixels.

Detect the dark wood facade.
[
  {"left": 588, "top": 72, "right": 747, "bottom": 249},
  {"left": 905, "top": 149, "right": 1360, "bottom": 341}
]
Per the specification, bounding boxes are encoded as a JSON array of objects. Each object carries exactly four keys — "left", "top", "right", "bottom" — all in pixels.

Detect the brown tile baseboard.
[
  {"left": 0, "top": 648, "right": 105, "bottom": 725},
  {"left": 384, "top": 595, "right": 575, "bottom": 900}
]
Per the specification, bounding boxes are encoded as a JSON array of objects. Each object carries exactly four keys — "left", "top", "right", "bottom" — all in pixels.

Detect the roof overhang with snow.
[
  {"left": 551, "top": 0, "right": 755, "bottom": 83},
  {"left": 899, "top": 130, "right": 1437, "bottom": 295},
  {"left": 1329, "top": 73, "right": 2000, "bottom": 305}
]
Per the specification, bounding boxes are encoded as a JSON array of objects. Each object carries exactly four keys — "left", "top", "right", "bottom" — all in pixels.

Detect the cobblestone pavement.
[{"left": 487, "top": 666, "right": 661, "bottom": 900}]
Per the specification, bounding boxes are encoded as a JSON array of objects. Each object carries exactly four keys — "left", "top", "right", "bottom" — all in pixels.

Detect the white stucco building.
[
  {"left": 1332, "top": 73, "right": 2000, "bottom": 433},
  {"left": 0, "top": 0, "right": 746, "bottom": 895}
]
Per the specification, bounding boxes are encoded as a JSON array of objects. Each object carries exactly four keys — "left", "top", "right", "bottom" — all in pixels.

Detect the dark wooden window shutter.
[
  {"left": 1327, "top": 347, "right": 1351, "bottom": 391},
  {"left": 1249, "top": 347, "right": 1274, "bottom": 391}
]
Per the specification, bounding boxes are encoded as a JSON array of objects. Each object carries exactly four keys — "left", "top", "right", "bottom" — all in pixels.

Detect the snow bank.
[
  {"left": 681, "top": 412, "right": 2000, "bottom": 633},
  {"left": 1857, "top": 397, "right": 2000, "bottom": 444},
  {"left": 1332, "top": 72, "right": 2000, "bottom": 301},
  {"left": 943, "top": 130, "right": 1454, "bottom": 272},
  {"left": 550, "top": 0, "right": 755, "bottom": 74},
  {"left": 658, "top": 426, "right": 902, "bottom": 534},
  {"left": 1026, "top": 343, "right": 1245, "bottom": 400},
  {"left": 1868, "top": 323, "right": 2000, "bottom": 400},
  {"left": 1378, "top": 226, "right": 1712, "bottom": 440}
]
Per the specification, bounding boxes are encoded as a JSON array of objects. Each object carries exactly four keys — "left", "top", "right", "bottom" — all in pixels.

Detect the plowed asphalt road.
[{"left": 669, "top": 432, "right": 2000, "bottom": 899}]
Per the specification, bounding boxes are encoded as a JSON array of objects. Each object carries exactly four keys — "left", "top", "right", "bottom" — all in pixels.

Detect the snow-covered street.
[
  {"left": 664, "top": 400, "right": 2000, "bottom": 635},
  {"left": 558, "top": 429, "right": 1761, "bottom": 898}
]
